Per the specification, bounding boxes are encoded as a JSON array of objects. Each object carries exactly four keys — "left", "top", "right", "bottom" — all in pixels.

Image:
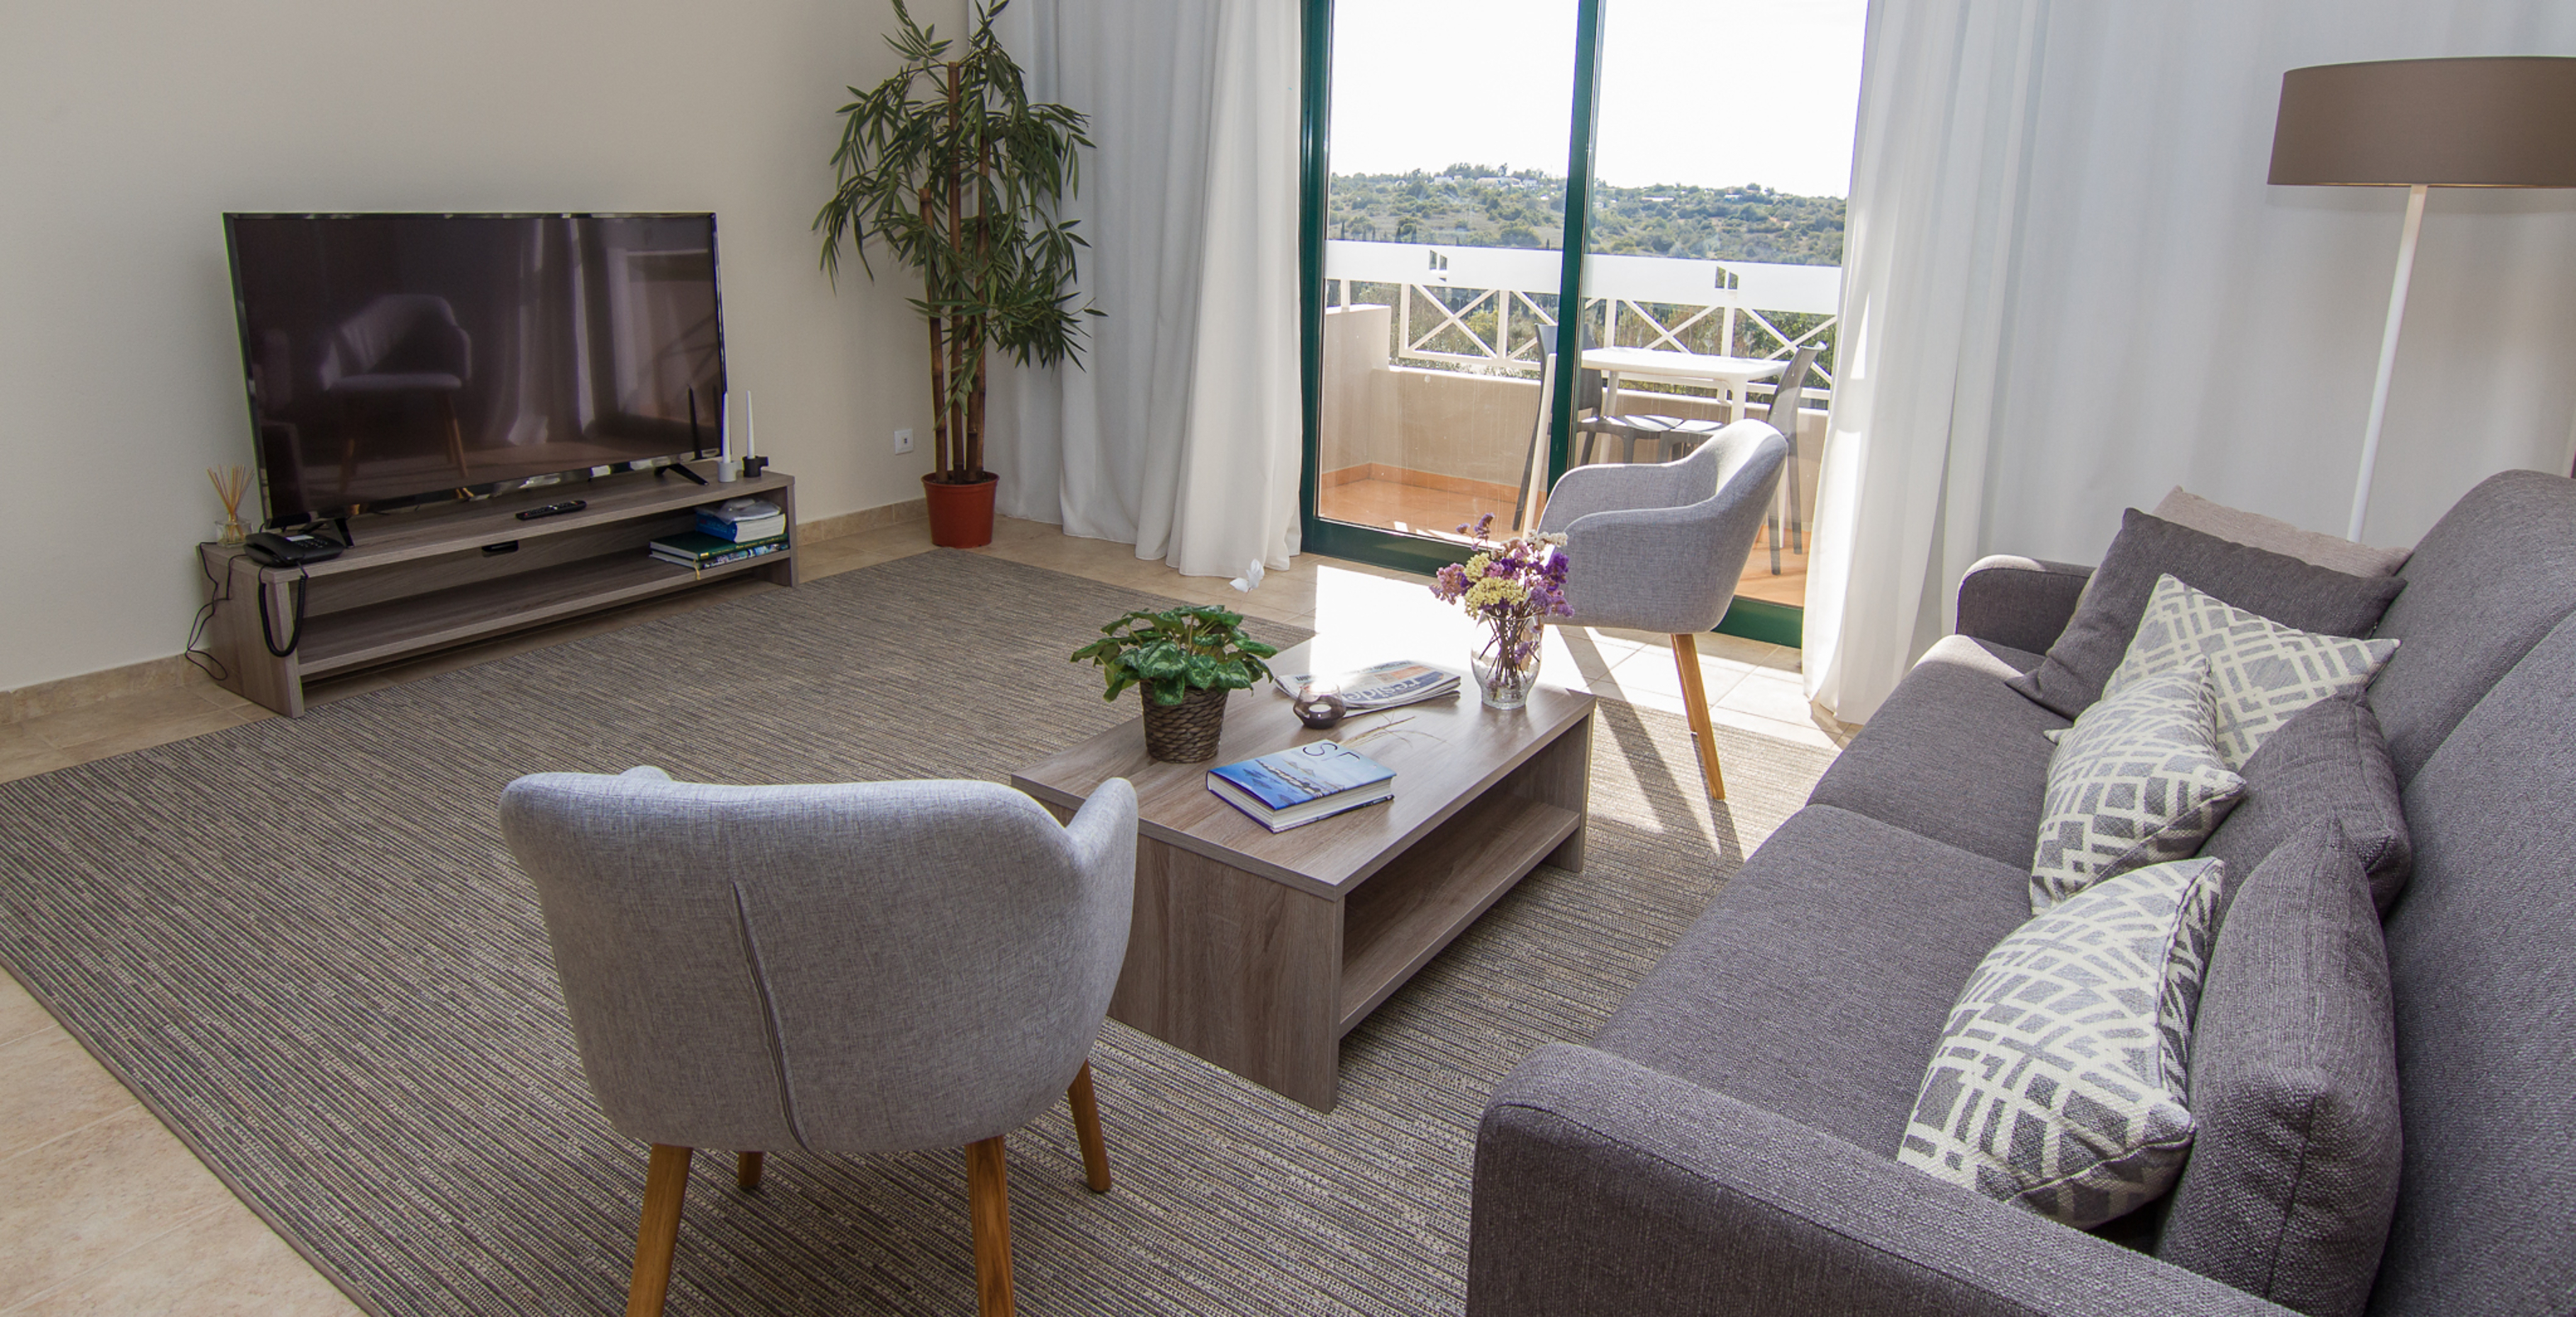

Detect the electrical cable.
[
  {"left": 261, "top": 565, "right": 310, "bottom": 658},
  {"left": 183, "top": 545, "right": 232, "bottom": 682}
]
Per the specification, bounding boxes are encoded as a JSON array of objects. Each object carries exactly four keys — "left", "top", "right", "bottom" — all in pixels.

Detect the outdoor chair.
[{"left": 1757, "top": 343, "right": 1822, "bottom": 573}]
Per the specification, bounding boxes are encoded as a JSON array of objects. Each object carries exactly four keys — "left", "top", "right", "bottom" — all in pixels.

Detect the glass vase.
[{"left": 1471, "top": 614, "right": 1544, "bottom": 710}]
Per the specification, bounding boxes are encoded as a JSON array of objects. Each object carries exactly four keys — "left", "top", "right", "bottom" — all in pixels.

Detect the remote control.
[{"left": 517, "top": 500, "right": 588, "bottom": 520}]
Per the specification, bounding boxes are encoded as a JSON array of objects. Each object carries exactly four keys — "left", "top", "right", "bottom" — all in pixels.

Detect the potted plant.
[
  {"left": 1071, "top": 605, "right": 1280, "bottom": 763},
  {"left": 816, "top": 0, "right": 1094, "bottom": 548}
]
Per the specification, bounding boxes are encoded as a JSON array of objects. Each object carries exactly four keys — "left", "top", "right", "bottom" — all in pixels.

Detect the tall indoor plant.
[{"left": 816, "top": 0, "right": 1094, "bottom": 547}]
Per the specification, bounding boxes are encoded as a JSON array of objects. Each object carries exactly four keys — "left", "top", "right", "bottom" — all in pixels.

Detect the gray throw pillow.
[
  {"left": 2157, "top": 822, "right": 2402, "bottom": 1317},
  {"left": 2200, "top": 695, "right": 2412, "bottom": 915},
  {"left": 2007, "top": 510, "right": 2407, "bottom": 719},
  {"left": 2151, "top": 487, "right": 2411, "bottom": 578},
  {"left": 2101, "top": 575, "right": 2399, "bottom": 769},
  {"left": 1900, "top": 856, "right": 2225, "bottom": 1228},
  {"left": 2031, "top": 660, "right": 2243, "bottom": 913}
]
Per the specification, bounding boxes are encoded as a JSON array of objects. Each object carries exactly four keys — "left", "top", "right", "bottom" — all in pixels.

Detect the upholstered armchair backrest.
[
  {"left": 1537, "top": 422, "right": 1788, "bottom": 635},
  {"left": 500, "top": 769, "right": 1138, "bottom": 1157}
]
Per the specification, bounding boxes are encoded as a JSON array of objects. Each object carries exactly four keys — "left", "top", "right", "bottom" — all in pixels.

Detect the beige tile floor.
[{"left": 0, "top": 517, "right": 1852, "bottom": 1313}]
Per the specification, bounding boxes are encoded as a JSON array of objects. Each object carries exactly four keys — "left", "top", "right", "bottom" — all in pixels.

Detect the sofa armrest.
[
  {"left": 1470, "top": 1044, "right": 2286, "bottom": 1317},
  {"left": 1955, "top": 555, "right": 2093, "bottom": 656}
]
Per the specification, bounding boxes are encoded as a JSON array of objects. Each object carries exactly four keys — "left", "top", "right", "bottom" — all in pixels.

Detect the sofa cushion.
[
  {"left": 1592, "top": 805, "right": 2031, "bottom": 1154},
  {"left": 1899, "top": 857, "right": 2224, "bottom": 1228},
  {"left": 2007, "top": 509, "right": 2405, "bottom": 719},
  {"left": 2364, "top": 469, "right": 2576, "bottom": 784},
  {"left": 2151, "top": 486, "right": 2410, "bottom": 577},
  {"left": 2157, "top": 822, "right": 2401, "bottom": 1317},
  {"left": 2368, "top": 608, "right": 2576, "bottom": 1317},
  {"left": 2100, "top": 575, "right": 2398, "bottom": 769},
  {"left": 2031, "top": 661, "right": 2243, "bottom": 912},
  {"left": 2199, "top": 695, "right": 2411, "bottom": 915},
  {"left": 1806, "top": 634, "right": 2066, "bottom": 869}
]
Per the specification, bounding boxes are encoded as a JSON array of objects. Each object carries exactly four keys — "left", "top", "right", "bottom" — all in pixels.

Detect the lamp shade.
[{"left": 2270, "top": 56, "right": 2576, "bottom": 188}]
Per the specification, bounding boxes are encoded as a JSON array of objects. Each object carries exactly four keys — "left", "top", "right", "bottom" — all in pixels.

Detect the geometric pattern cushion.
[
  {"left": 2100, "top": 574, "right": 2400, "bottom": 770},
  {"left": 1900, "top": 856, "right": 2225, "bottom": 1228},
  {"left": 2031, "top": 659, "right": 2244, "bottom": 913}
]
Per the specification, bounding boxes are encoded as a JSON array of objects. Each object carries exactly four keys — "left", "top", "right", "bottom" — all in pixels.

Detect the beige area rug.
[{"left": 0, "top": 550, "right": 1836, "bottom": 1315}]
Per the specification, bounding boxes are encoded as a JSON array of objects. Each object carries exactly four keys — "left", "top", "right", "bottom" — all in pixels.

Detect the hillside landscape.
[{"left": 1329, "top": 164, "right": 1846, "bottom": 266}]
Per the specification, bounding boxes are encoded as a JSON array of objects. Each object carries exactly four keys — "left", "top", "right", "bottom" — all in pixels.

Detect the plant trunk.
[
  {"left": 966, "top": 117, "right": 994, "bottom": 480},
  {"left": 921, "top": 191, "right": 951, "bottom": 481},
  {"left": 944, "top": 60, "right": 968, "bottom": 483}
]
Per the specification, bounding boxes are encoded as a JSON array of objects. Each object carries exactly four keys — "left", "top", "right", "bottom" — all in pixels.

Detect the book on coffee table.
[{"left": 1207, "top": 741, "right": 1397, "bottom": 832}]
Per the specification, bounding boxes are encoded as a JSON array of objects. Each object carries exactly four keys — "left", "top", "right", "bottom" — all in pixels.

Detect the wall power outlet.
[{"left": 893, "top": 428, "right": 915, "bottom": 455}]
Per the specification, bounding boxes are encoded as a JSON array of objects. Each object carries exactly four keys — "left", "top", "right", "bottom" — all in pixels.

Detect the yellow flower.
[{"left": 1465, "top": 576, "right": 1529, "bottom": 611}]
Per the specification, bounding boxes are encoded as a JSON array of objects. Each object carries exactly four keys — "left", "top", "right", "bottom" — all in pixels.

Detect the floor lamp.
[{"left": 2267, "top": 56, "right": 2576, "bottom": 540}]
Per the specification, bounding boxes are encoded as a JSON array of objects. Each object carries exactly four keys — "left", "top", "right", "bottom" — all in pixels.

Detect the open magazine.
[{"left": 1269, "top": 660, "right": 1461, "bottom": 711}]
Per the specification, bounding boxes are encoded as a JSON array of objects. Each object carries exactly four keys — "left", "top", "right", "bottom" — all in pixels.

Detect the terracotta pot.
[
  {"left": 1141, "top": 684, "right": 1229, "bottom": 763},
  {"left": 923, "top": 471, "right": 998, "bottom": 548}
]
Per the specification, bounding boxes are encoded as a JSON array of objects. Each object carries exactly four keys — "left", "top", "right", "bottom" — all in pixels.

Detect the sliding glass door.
[{"left": 1298, "top": 0, "right": 1861, "bottom": 642}]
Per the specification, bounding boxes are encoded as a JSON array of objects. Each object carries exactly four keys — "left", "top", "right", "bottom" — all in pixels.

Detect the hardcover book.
[
  {"left": 1207, "top": 742, "right": 1396, "bottom": 832},
  {"left": 649, "top": 529, "right": 787, "bottom": 562}
]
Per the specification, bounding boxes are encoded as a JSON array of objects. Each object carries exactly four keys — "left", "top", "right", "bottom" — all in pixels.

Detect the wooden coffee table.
[{"left": 1012, "top": 641, "right": 1594, "bottom": 1111}]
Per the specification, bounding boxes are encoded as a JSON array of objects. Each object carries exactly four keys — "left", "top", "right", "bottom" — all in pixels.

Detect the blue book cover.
[{"left": 1208, "top": 742, "right": 1395, "bottom": 811}]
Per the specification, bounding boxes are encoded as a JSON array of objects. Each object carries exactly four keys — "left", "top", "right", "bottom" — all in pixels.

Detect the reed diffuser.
[{"left": 207, "top": 466, "right": 249, "bottom": 545}]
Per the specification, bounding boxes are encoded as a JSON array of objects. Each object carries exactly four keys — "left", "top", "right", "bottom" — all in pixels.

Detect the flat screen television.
[{"left": 223, "top": 212, "right": 725, "bottom": 528}]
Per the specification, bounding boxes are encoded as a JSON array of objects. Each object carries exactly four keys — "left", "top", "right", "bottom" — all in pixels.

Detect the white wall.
[
  {"left": 1978, "top": 5, "right": 2576, "bottom": 566},
  {"left": 0, "top": 0, "right": 961, "bottom": 692}
]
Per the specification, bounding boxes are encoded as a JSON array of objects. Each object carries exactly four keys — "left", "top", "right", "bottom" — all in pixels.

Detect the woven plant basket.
[{"left": 1141, "top": 685, "right": 1229, "bottom": 763}]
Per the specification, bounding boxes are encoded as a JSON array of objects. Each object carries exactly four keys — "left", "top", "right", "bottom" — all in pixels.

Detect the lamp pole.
[{"left": 2349, "top": 183, "right": 2427, "bottom": 542}]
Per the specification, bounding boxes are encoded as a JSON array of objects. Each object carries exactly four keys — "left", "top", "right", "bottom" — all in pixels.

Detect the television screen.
[{"left": 224, "top": 213, "right": 724, "bottom": 526}]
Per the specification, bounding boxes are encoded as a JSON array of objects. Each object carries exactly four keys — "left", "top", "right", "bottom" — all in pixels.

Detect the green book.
[{"left": 647, "top": 529, "right": 787, "bottom": 562}]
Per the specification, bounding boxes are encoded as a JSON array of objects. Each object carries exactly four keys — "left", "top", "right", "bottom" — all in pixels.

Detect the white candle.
[{"left": 746, "top": 392, "right": 756, "bottom": 461}]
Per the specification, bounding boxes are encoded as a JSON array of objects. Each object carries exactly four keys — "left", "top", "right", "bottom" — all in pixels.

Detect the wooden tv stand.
[{"left": 199, "top": 461, "right": 795, "bottom": 716}]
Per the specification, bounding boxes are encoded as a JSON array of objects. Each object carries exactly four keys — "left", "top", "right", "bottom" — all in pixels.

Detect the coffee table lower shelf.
[
  {"left": 1086, "top": 765, "right": 1586, "bottom": 1114},
  {"left": 1337, "top": 793, "right": 1580, "bottom": 1033}
]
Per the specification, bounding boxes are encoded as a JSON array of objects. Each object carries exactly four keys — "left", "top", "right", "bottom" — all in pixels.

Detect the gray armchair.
[
  {"left": 1538, "top": 422, "right": 1788, "bottom": 800},
  {"left": 498, "top": 768, "right": 1139, "bottom": 1317}
]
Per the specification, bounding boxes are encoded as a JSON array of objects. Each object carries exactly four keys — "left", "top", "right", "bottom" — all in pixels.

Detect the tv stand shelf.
[{"left": 200, "top": 461, "right": 794, "bottom": 716}]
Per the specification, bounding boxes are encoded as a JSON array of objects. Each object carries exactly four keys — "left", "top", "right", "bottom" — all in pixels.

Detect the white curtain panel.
[
  {"left": 988, "top": 0, "right": 1302, "bottom": 578},
  {"left": 1808, "top": 0, "right": 2576, "bottom": 723},
  {"left": 1803, "top": 0, "right": 2049, "bottom": 724}
]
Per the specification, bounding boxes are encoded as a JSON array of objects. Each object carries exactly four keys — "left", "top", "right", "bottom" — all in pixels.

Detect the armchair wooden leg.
[
  {"left": 1671, "top": 634, "right": 1727, "bottom": 802},
  {"left": 736, "top": 1151, "right": 764, "bottom": 1192},
  {"left": 1067, "top": 1061, "right": 1113, "bottom": 1193},
  {"left": 627, "top": 1144, "right": 692, "bottom": 1317},
  {"left": 965, "top": 1136, "right": 1017, "bottom": 1317}
]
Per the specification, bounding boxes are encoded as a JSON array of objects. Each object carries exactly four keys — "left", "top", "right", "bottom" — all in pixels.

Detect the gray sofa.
[{"left": 1469, "top": 471, "right": 2576, "bottom": 1316}]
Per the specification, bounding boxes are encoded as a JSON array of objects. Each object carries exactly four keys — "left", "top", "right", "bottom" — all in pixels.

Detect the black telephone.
[{"left": 243, "top": 530, "right": 345, "bottom": 567}]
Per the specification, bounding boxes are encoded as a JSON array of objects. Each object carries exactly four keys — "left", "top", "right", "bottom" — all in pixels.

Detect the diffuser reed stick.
[{"left": 208, "top": 466, "right": 249, "bottom": 545}]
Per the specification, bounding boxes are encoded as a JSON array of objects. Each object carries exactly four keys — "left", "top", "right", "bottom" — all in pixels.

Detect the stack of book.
[
  {"left": 1207, "top": 741, "right": 1396, "bottom": 832},
  {"left": 698, "top": 497, "right": 784, "bottom": 542},
  {"left": 651, "top": 497, "right": 788, "bottom": 571}
]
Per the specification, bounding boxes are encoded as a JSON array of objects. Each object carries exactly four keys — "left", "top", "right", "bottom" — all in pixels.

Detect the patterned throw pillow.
[
  {"left": 2031, "top": 659, "right": 2243, "bottom": 912},
  {"left": 1900, "top": 856, "right": 2225, "bottom": 1228},
  {"left": 2100, "top": 574, "right": 2398, "bottom": 769}
]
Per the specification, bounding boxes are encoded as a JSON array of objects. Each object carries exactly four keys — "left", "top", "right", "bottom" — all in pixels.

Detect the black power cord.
[
  {"left": 261, "top": 565, "right": 311, "bottom": 658},
  {"left": 183, "top": 547, "right": 232, "bottom": 682}
]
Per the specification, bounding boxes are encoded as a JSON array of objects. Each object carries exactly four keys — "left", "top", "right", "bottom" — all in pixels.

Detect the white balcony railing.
[{"left": 1324, "top": 239, "right": 1843, "bottom": 395}]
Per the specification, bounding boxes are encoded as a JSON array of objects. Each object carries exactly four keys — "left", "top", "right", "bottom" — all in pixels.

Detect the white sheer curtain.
[
  {"left": 1807, "top": 0, "right": 2576, "bottom": 724},
  {"left": 1803, "top": 0, "right": 2048, "bottom": 724},
  {"left": 987, "top": 0, "right": 1302, "bottom": 578}
]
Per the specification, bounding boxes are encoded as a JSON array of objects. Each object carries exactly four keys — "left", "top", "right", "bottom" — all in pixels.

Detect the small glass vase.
[{"left": 1471, "top": 615, "right": 1544, "bottom": 710}]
